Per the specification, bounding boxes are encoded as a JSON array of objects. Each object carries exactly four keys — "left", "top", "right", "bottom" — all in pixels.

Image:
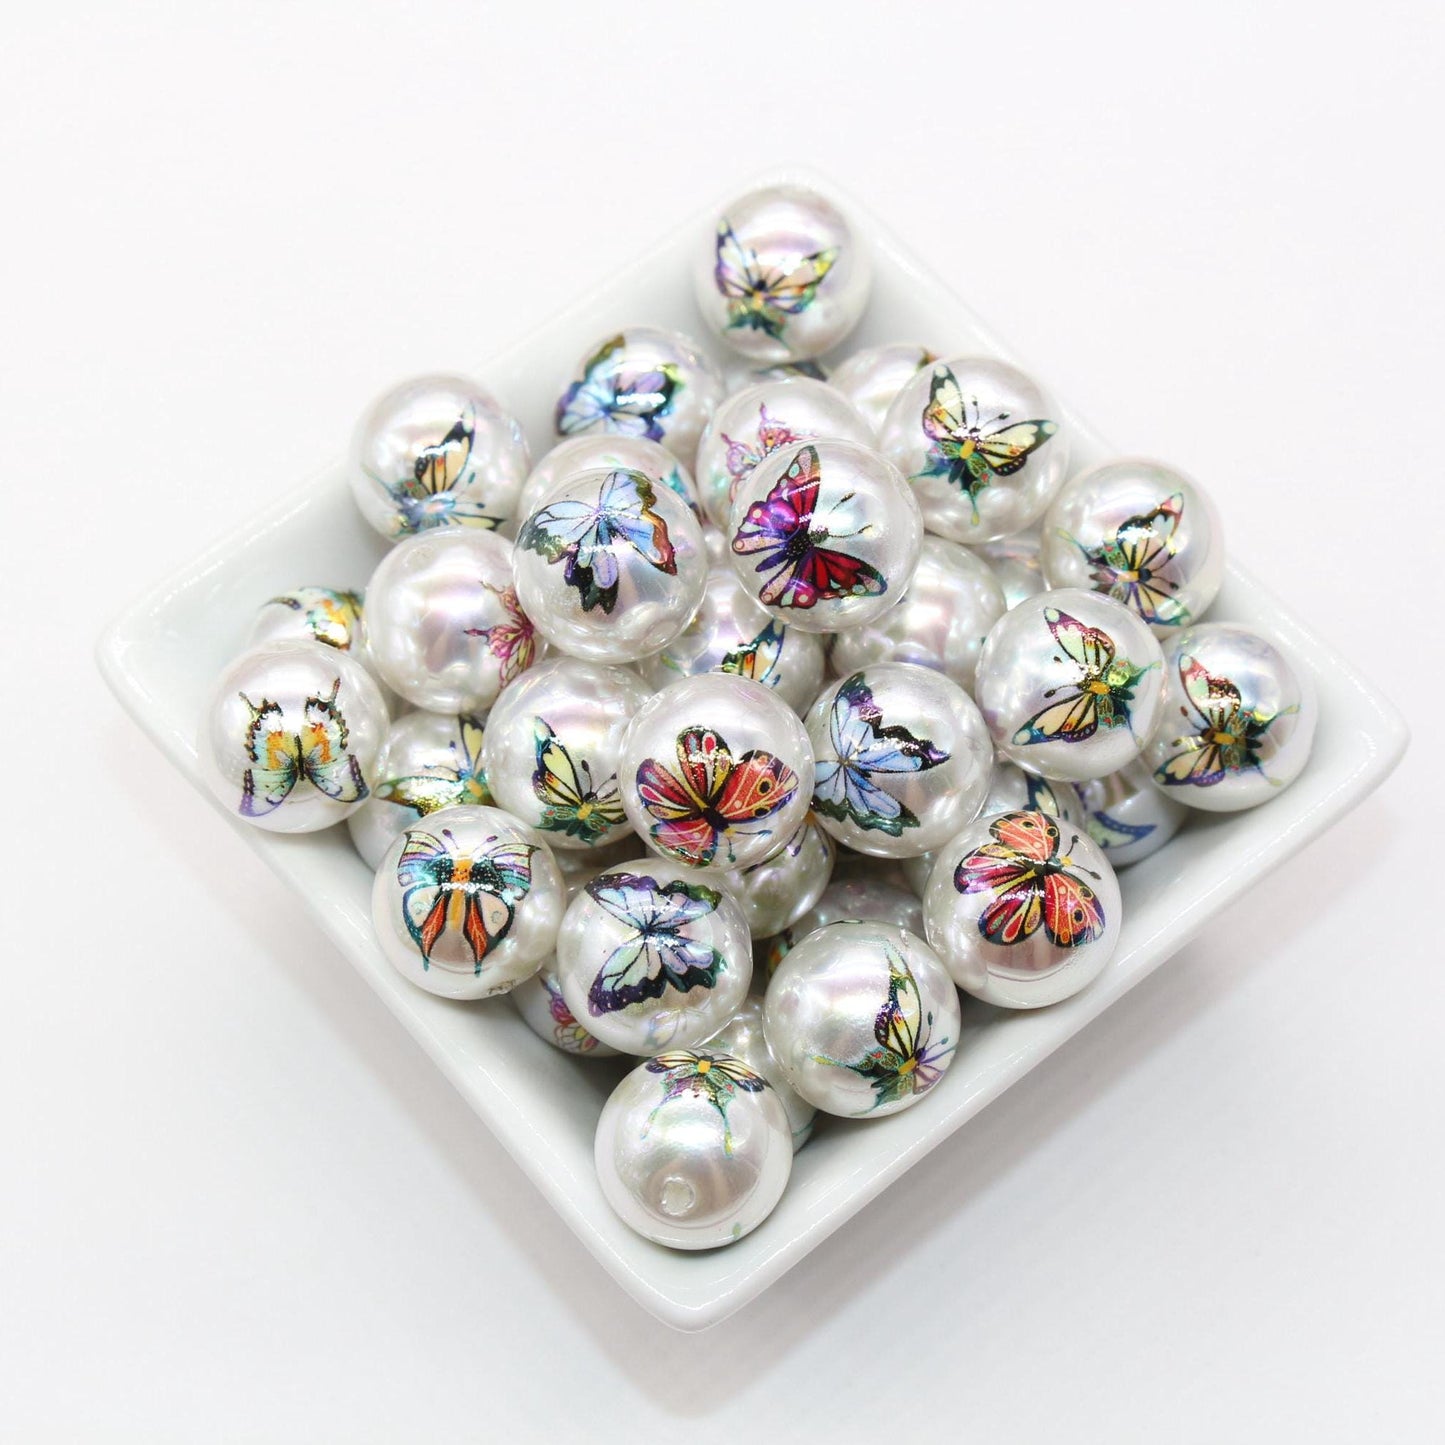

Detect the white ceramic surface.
[{"left": 96, "top": 169, "right": 1406, "bottom": 1332}]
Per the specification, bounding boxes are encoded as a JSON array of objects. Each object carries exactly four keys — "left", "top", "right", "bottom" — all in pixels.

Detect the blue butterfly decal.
[
  {"left": 555, "top": 333, "right": 680, "bottom": 443},
  {"left": 813, "top": 672, "right": 948, "bottom": 835},
  {"left": 584, "top": 872, "right": 726, "bottom": 1015},
  {"left": 1085, "top": 808, "right": 1156, "bottom": 850},
  {"left": 516, "top": 469, "right": 678, "bottom": 613}
]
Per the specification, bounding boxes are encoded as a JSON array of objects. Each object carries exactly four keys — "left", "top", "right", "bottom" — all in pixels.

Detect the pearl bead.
[
  {"left": 349, "top": 373, "right": 529, "bottom": 540},
  {"left": 635, "top": 564, "right": 827, "bottom": 715},
  {"left": 553, "top": 327, "right": 722, "bottom": 462},
  {"left": 364, "top": 528, "right": 538, "bottom": 713},
  {"left": 705, "top": 994, "right": 816, "bottom": 1150},
  {"left": 828, "top": 342, "right": 938, "bottom": 436},
  {"left": 512, "top": 434, "right": 700, "bottom": 527},
  {"left": 880, "top": 357, "right": 1069, "bottom": 544},
  {"left": 718, "top": 811, "right": 836, "bottom": 939},
  {"left": 765, "top": 872, "right": 923, "bottom": 962},
  {"left": 513, "top": 467, "right": 707, "bottom": 664},
  {"left": 1042, "top": 458, "right": 1225, "bottom": 635},
  {"left": 479, "top": 657, "right": 647, "bottom": 852},
  {"left": 693, "top": 376, "right": 872, "bottom": 528},
  {"left": 923, "top": 810, "right": 1122, "bottom": 1008},
  {"left": 247, "top": 586, "right": 365, "bottom": 654},
  {"left": 827, "top": 535, "right": 1007, "bottom": 692},
  {"left": 510, "top": 959, "right": 621, "bottom": 1057},
  {"left": 977, "top": 533, "right": 1047, "bottom": 610},
  {"left": 1074, "top": 758, "right": 1188, "bottom": 866},
  {"left": 982, "top": 758, "right": 1086, "bottom": 826},
  {"left": 694, "top": 182, "right": 870, "bottom": 363},
  {"left": 1141, "top": 623, "right": 1317, "bottom": 811},
  {"left": 370, "top": 804, "right": 564, "bottom": 1000},
  {"left": 727, "top": 438, "right": 922, "bottom": 635},
  {"left": 764, "top": 921, "right": 961, "bottom": 1118},
  {"left": 594, "top": 1048, "right": 793, "bottom": 1248},
  {"left": 198, "top": 640, "right": 389, "bottom": 833},
  {"left": 806, "top": 662, "right": 992, "bottom": 858},
  {"left": 974, "top": 588, "right": 1166, "bottom": 783},
  {"left": 620, "top": 674, "right": 815, "bottom": 871}
]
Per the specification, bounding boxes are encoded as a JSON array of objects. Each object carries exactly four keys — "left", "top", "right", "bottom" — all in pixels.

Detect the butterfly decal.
[
  {"left": 396, "top": 826, "right": 534, "bottom": 972},
  {"left": 812, "top": 946, "right": 954, "bottom": 1110},
  {"left": 584, "top": 872, "right": 726, "bottom": 1015},
  {"left": 730, "top": 443, "right": 886, "bottom": 610},
  {"left": 1061, "top": 492, "right": 1189, "bottom": 627},
  {"left": 517, "top": 469, "right": 678, "bottom": 614},
  {"left": 532, "top": 719, "right": 626, "bottom": 844},
  {"left": 1155, "top": 654, "right": 1293, "bottom": 789},
  {"left": 722, "top": 404, "right": 808, "bottom": 504},
  {"left": 555, "top": 333, "right": 681, "bottom": 443},
  {"left": 541, "top": 973, "right": 601, "bottom": 1054},
  {"left": 717, "top": 619, "right": 786, "bottom": 688},
  {"left": 265, "top": 587, "right": 364, "bottom": 651},
  {"left": 1013, "top": 608, "right": 1154, "bottom": 746},
  {"left": 377, "top": 406, "right": 501, "bottom": 534},
  {"left": 916, "top": 365, "right": 1057, "bottom": 518},
  {"left": 813, "top": 672, "right": 948, "bottom": 835},
  {"left": 713, "top": 220, "right": 837, "bottom": 341},
  {"left": 463, "top": 582, "right": 538, "bottom": 684},
  {"left": 375, "top": 715, "right": 492, "bottom": 817},
  {"left": 1085, "top": 808, "right": 1156, "bottom": 850},
  {"left": 955, "top": 811, "right": 1106, "bottom": 948},
  {"left": 238, "top": 679, "right": 369, "bottom": 816},
  {"left": 635, "top": 725, "right": 799, "bottom": 867},
  {"left": 644, "top": 1050, "right": 767, "bottom": 1155},
  {"left": 1023, "top": 772, "right": 1073, "bottom": 819}
]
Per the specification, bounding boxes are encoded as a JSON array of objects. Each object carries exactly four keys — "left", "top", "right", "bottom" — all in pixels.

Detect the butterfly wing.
[
  {"left": 296, "top": 681, "right": 368, "bottom": 803},
  {"left": 533, "top": 720, "right": 625, "bottom": 842},
  {"left": 713, "top": 746, "right": 798, "bottom": 829},
  {"left": 718, "top": 620, "right": 785, "bottom": 686},
  {"left": 1041, "top": 868, "right": 1107, "bottom": 948},
  {"left": 635, "top": 741, "right": 722, "bottom": 866},
  {"left": 376, "top": 773, "right": 466, "bottom": 816},
  {"left": 238, "top": 695, "right": 301, "bottom": 815},
  {"left": 412, "top": 410, "right": 475, "bottom": 496},
  {"left": 1013, "top": 689, "right": 1100, "bottom": 746},
  {"left": 397, "top": 830, "right": 453, "bottom": 961},
  {"left": 555, "top": 334, "right": 624, "bottom": 434},
  {"left": 597, "top": 471, "right": 677, "bottom": 574},
  {"left": 974, "top": 419, "right": 1057, "bottom": 478},
  {"left": 763, "top": 247, "right": 837, "bottom": 315},
  {"left": 1047, "top": 607, "right": 1115, "bottom": 678}
]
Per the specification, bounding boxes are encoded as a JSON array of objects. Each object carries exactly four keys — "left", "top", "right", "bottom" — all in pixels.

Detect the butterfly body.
[{"left": 238, "top": 679, "right": 369, "bottom": 816}]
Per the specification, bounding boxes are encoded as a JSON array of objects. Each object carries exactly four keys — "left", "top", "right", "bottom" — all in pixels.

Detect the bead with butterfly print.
[
  {"left": 923, "top": 810, "right": 1123, "bottom": 1009},
  {"left": 695, "top": 182, "right": 871, "bottom": 364},
  {"left": 727, "top": 438, "right": 923, "bottom": 635},
  {"left": 510, "top": 959, "right": 621, "bottom": 1058},
  {"left": 827, "top": 342, "right": 939, "bottom": 437},
  {"left": 348, "top": 373, "right": 531, "bottom": 541},
  {"left": 247, "top": 586, "right": 366, "bottom": 655},
  {"left": 370, "top": 804, "right": 565, "bottom": 1000},
  {"left": 693, "top": 375, "right": 874, "bottom": 529},
  {"left": 510, "top": 434, "right": 702, "bottom": 533},
  {"left": 1074, "top": 758, "right": 1188, "bottom": 866},
  {"left": 705, "top": 994, "right": 816, "bottom": 1152},
  {"left": 198, "top": 639, "right": 390, "bottom": 834},
  {"left": 975, "top": 588, "right": 1167, "bottom": 783}
]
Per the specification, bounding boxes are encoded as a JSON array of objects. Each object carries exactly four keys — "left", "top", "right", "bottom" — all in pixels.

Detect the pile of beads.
[{"left": 197, "top": 181, "right": 1318, "bottom": 1252}]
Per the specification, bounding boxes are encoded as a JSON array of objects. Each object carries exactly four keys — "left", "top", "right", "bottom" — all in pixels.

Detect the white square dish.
[{"left": 97, "top": 169, "right": 1407, "bottom": 1330}]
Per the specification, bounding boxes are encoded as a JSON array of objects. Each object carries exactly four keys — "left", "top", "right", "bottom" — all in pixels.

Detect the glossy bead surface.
[
  {"left": 514, "top": 434, "right": 699, "bottom": 526},
  {"left": 1042, "top": 458, "right": 1225, "bottom": 635},
  {"left": 727, "top": 438, "right": 922, "bottom": 635},
  {"left": 981, "top": 758, "right": 1085, "bottom": 826},
  {"left": 364, "top": 528, "right": 538, "bottom": 712},
  {"left": 595, "top": 1048, "right": 792, "bottom": 1249},
  {"left": 347, "top": 710, "right": 491, "bottom": 868},
  {"left": 827, "top": 536, "right": 1006, "bottom": 692},
  {"left": 510, "top": 959, "right": 621, "bottom": 1057},
  {"left": 880, "top": 356, "right": 1069, "bottom": 544},
  {"left": 694, "top": 182, "right": 870, "bottom": 363},
  {"left": 706, "top": 994, "right": 815, "bottom": 1150},
  {"left": 719, "top": 811, "right": 836, "bottom": 939},
  {"left": 828, "top": 342, "right": 937, "bottom": 436},
  {"left": 636, "top": 565, "right": 827, "bottom": 715},
  {"left": 1142, "top": 623, "right": 1316, "bottom": 811},
  {"left": 556, "top": 858, "right": 752, "bottom": 1054},
  {"left": 513, "top": 467, "right": 707, "bottom": 664},
  {"left": 370, "top": 805, "right": 564, "bottom": 999},
  {"left": 1074, "top": 759, "right": 1187, "bottom": 866},
  {"left": 247, "top": 586, "right": 365, "bottom": 654},
  {"left": 480, "top": 657, "right": 647, "bottom": 851},
  {"left": 349, "top": 373, "right": 529, "bottom": 540},
  {"left": 806, "top": 662, "right": 992, "bottom": 858},
  {"left": 764, "top": 876, "right": 924, "bottom": 972},
  {"left": 924, "top": 810, "right": 1122, "bottom": 1008},
  {"left": 693, "top": 376, "right": 872, "bottom": 528},
  {"left": 553, "top": 327, "right": 722, "bottom": 462},
  {"left": 975, "top": 588, "right": 1165, "bottom": 782},
  {"left": 763, "top": 921, "right": 960, "bottom": 1118},
  {"left": 619, "top": 674, "right": 815, "bottom": 870},
  {"left": 978, "top": 533, "right": 1047, "bottom": 610},
  {"left": 198, "top": 640, "right": 389, "bottom": 833}
]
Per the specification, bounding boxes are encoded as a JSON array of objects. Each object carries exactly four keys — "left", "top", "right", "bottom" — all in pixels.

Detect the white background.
[{"left": 2, "top": 3, "right": 1441, "bottom": 1439}]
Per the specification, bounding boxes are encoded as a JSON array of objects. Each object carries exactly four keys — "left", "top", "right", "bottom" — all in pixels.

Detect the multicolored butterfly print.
[
  {"left": 265, "top": 587, "right": 364, "bottom": 651},
  {"left": 717, "top": 619, "right": 786, "bottom": 688},
  {"left": 713, "top": 221, "right": 837, "bottom": 341},
  {"left": 812, "top": 947, "right": 954, "bottom": 1111},
  {"left": 555, "top": 334, "right": 681, "bottom": 443},
  {"left": 813, "top": 672, "right": 948, "bottom": 835},
  {"left": 584, "top": 872, "right": 726, "bottom": 1015},
  {"left": 635, "top": 726, "right": 799, "bottom": 867},
  {"left": 917, "top": 366, "right": 1057, "bottom": 518},
  {"left": 463, "top": 582, "right": 537, "bottom": 684},
  {"left": 730, "top": 443, "right": 886, "bottom": 610},
  {"left": 722, "top": 404, "right": 808, "bottom": 504},
  {"left": 517, "top": 469, "right": 678, "bottom": 614},
  {"left": 532, "top": 719, "right": 626, "bottom": 844},
  {"left": 1061, "top": 492, "right": 1189, "bottom": 627},
  {"left": 542, "top": 973, "right": 602, "bottom": 1054},
  {"left": 238, "top": 679, "right": 369, "bottom": 816},
  {"left": 644, "top": 1050, "right": 767, "bottom": 1155},
  {"left": 1013, "top": 608, "right": 1154, "bottom": 746},
  {"left": 954, "top": 811, "right": 1106, "bottom": 948},
  {"left": 375, "top": 715, "right": 492, "bottom": 816},
  {"left": 378, "top": 406, "right": 501, "bottom": 534},
  {"left": 396, "top": 826, "right": 534, "bottom": 973},
  {"left": 1155, "top": 654, "right": 1292, "bottom": 789}
]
